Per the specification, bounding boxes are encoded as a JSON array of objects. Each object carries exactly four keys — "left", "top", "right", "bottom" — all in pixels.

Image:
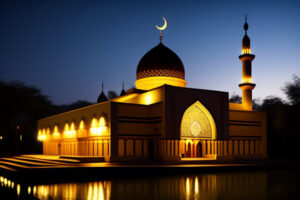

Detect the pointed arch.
[{"left": 180, "top": 101, "right": 216, "bottom": 139}]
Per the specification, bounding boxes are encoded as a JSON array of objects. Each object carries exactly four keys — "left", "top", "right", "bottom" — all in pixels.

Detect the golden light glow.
[
  {"left": 144, "top": 93, "right": 154, "bottom": 105},
  {"left": 242, "top": 77, "right": 252, "bottom": 83},
  {"left": 38, "top": 129, "right": 46, "bottom": 141},
  {"left": 90, "top": 117, "right": 107, "bottom": 136},
  {"left": 99, "top": 117, "right": 106, "bottom": 126},
  {"left": 28, "top": 186, "right": 31, "bottom": 195},
  {"left": 194, "top": 177, "right": 199, "bottom": 195},
  {"left": 112, "top": 93, "right": 139, "bottom": 103},
  {"left": 62, "top": 123, "right": 76, "bottom": 138},
  {"left": 156, "top": 17, "right": 167, "bottom": 31},
  {"left": 53, "top": 125, "right": 61, "bottom": 139},
  {"left": 17, "top": 184, "right": 20, "bottom": 197},
  {"left": 242, "top": 48, "right": 251, "bottom": 54},
  {"left": 135, "top": 76, "right": 187, "bottom": 91},
  {"left": 79, "top": 120, "right": 85, "bottom": 129},
  {"left": 70, "top": 122, "right": 77, "bottom": 137},
  {"left": 181, "top": 101, "right": 217, "bottom": 139},
  {"left": 186, "top": 177, "right": 190, "bottom": 198}
]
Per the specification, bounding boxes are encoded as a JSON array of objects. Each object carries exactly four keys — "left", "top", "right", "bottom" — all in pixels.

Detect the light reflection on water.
[{"left": 0, "top": 170, "right": 299, "bottom": 199}]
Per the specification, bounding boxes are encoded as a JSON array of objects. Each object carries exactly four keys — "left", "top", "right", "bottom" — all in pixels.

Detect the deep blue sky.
[{"left": 1, "top": 0, "right": 300, "bottom": 104}]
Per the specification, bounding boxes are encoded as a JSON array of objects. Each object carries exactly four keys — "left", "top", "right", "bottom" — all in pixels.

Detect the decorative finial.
[
  {"left": 102, "top": 82, "right": 104, "bottom": 92},
  {"left": 122, "top": 81, "right": 124, "bottom": 90},
  {"left": 156, "top": 17, "right": 167, "bottom": 43},
  {"left": 244, "top": 15, "right": 249, "bottom": 32}
]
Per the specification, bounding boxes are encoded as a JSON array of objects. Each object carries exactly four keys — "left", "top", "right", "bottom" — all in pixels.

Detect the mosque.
[{"left": 37, "top": 18, "right": 267, "bottom": 161}]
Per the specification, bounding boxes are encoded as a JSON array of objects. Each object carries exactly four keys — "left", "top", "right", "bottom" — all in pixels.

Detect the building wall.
[
  {"left": 37, "top": 85, "right": 267, "bottom": 161},
  {"left": 229, "top": 110, "right": 267, "bottom": 157},
  {"left": 38, "top": 102, "right": 112, "bottom": 161},
  {"left": 114, "top": 138, "right": 266, "bottom": 161},
  {"left": 117, "top": 102, "right": 163, "bottom": 136}
]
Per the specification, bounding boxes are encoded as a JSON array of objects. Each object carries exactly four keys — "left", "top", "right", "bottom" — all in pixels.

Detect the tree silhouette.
[
  {"left": 282, "top": 75, "right": 300, "bottom": 105},
  {"left": 261, "top": 96, "right": 284, "bottom": 109},
  {"left": 107, "top": 90, "right": 117, "bottom": 99},
  {"left": 229, "top": 94, "right": 242, "bottom": 103}
]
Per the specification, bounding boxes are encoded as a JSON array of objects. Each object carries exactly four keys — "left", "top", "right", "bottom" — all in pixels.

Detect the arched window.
[
  {"left": 53, "top": 125, "right": 61, "bottom": 139},
  {"left": 70, "top": 122, "right": 77, "bottom": 138},
  {"left": 37, "top": 129, "right": 42, "bottom": 141},
  {"left": 64, "top": 123, "right": 70, "bottom": 138},
  {"left": 99, "top": 116, "right": 106, "bottom": 126},
  {"left": 90, "top": 118, "right": 100, "bottom": 135},
  {"left": 79, "top": 120, "right": 85, "bottom": 130},
  {"left": 181, "top": 101, "right": 216, "bottom": 140}
]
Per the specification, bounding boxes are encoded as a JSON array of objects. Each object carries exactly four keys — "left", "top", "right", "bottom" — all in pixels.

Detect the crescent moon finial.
[
  {"left": 156, "top": 17, "right": 167, "bottom": 43},
  {"left": 156, "top": 17, "right": 167, "bottom": 31}
]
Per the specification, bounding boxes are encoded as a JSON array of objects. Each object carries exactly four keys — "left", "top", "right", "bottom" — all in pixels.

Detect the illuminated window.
[
  {"left": 90, "top": 117, "right": 107, "bottom": 136},
  {"left": 90, "top": 118, "right": 100, "bottom": 135},
  {"left": 91, "top": 118, "right": 98, "bottom": 128},
  {"left": 242, "top": 77, "right": 252, "bottom": 83},
  {"left": 69, "top": 122, "right": 77, "bottom": 138},
  {"left": 63, "top": 123, "right": 70, "bottom": 138},
  {"left": 79, "top": 120, "right": 85, "bottom": 129},
  {"left": 99, "top": 117, "right": 106, "bottom": 126},
  {"left": 37, "top": 129, "right": 42, "bottom": 141},
  {"left": 53, "top": 125, "right": 60, "bottom": 139},
  {"left": 242, "top": 48, "right": 251, "bottom": 54}
]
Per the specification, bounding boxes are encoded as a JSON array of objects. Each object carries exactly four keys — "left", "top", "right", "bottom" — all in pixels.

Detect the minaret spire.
[
  {"left": 244, "top": 15, "right": 248, "bottom": 34},
  {"left": 239, "top": 16, "right": 256, "bottom": 111},
  {"left": 97, "top": 81, "right": 108, "bottom": 103},
  {"left": 120, "top": 81, "right": 126, "bottom": 96},
  {"left": 159, "top": 31, "right": 162, "bottom": 43}
]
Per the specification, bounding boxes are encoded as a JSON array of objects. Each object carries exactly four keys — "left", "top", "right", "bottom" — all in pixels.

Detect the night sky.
[{"left": 1, "top": 0, "right": 300, "bottom": 105}]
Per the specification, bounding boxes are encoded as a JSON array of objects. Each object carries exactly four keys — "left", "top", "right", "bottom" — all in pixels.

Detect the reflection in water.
[
  {"left": 35, "top": 181, "right": 111, "bottom": 199},
  {"left": 0, "top": 170, "right": 300, "bottom": 199}
]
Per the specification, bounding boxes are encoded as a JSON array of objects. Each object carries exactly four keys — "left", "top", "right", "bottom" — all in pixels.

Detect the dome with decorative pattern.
[{"left": 136, "top": 43, "right": 185, "bottom": 80}]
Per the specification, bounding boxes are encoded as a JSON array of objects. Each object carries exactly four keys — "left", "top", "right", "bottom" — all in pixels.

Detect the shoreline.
[{"left": 1, "top": 155, "right": 300, "bottom": 185}]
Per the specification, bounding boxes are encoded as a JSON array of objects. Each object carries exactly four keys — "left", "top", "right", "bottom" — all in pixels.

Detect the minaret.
[{"left": 239, "top": 16, "right": 256, "bottom": 111}]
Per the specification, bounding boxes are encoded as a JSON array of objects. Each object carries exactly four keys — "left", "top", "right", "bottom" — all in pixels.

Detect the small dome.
[
  {"left": 97, "top": 92, "right": 108, "bottom": 103},
  {"left": 136, "top": 43, "right": 185, "bottom": 80}
]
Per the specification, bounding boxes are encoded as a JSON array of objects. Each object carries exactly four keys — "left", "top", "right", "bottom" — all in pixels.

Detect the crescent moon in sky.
[{"left": 156, "top": 17, "right": 167, "bottom": 31}]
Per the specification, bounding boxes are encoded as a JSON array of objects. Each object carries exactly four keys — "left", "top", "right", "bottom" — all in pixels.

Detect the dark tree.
[
  {"left": 107, "top": 90, "right": 117, "bottom": 99},
  {"left": 229, "top": 94, "right": 242, "bottom": 103},
  {"left": 60, "top": 100, "right": 93, "bottom": 112},
  {"left": 0, "top": 81, "right": 55, "bottom": 155},
  {"left": 282, "top": 75, "right": 300, "bottom": 105},
  {"left": 261, "top": 96, "right": 284, "bottom": 109}
]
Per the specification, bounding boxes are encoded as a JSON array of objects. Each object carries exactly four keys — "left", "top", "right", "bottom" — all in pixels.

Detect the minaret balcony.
[
  {"left": 239, "top": 54, "right": 255, "bottom": 61},
  {"left": 239, "top": 83, "right": 256, "bottom": 90}
]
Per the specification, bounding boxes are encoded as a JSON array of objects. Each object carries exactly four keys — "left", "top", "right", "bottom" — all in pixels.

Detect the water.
[{"left": 1, "top": 170, "right": 299, "bottom": 199}]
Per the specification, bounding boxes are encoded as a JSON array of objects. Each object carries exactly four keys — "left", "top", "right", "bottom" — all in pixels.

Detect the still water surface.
[{"left": 0, "top": 170, "right": 299, "bottom": 199}]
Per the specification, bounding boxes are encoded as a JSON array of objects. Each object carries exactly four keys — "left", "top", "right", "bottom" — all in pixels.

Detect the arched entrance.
[
  {"left": 196, "top": 142, "right": 202, "bottom": 157},
  {"left": 184, "top": 143, "right": 191, "bottom": 157}
]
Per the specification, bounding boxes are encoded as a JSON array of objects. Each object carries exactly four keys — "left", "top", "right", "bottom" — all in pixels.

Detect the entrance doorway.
[
  {"left": 196, "top": 142, "right": 202, "bottom": 157},
  {"left": 184, "top": 143, "right": 191, "bottom": 157}
]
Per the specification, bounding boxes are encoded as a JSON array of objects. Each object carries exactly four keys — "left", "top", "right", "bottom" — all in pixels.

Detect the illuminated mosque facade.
[{"left": 37, "top": 18, "right": 267, "bottom": 161}]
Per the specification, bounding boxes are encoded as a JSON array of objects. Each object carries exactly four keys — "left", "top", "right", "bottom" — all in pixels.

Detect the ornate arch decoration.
[{"left": 180, "top": 101, "right": 216, "bottom": 140}]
